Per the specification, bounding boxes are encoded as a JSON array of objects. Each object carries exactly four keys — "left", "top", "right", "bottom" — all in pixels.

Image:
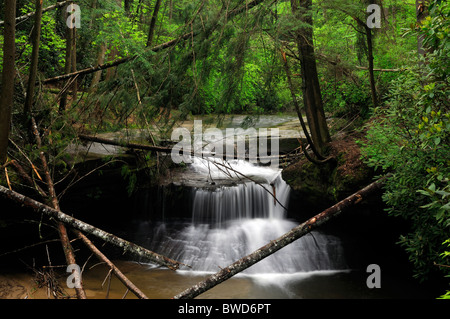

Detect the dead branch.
[
  {"left": 31, "top": 117, "right": 87, "bottom": 299},
  {"left": 7, "top": 156, "right": 148, "bottom": 299},
  {"left": 173, "top": 176, "right": 386, "bottom": 299},
  {"left": 0, "top": 185, "right": 184, "bottom": 270},
  {"left": 78, "top": 134, "right": 173, "bottom": 153},
  {"left": 74, "top": 230, "right": 149, "bottom": 299},
  {"left": 355, "top": 66, "right": 406, "bottom": 72}
]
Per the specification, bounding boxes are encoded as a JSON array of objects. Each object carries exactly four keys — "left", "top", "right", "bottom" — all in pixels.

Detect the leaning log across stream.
[
  {"left": 173, "top": 176, "right": 386, "bottom": 299},
  {"left": 0, "top": 185, "right": 183, "bottom": 271}
]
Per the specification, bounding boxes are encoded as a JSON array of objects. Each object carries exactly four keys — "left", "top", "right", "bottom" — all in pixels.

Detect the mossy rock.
[{"left": 282, "top": 135, "right": 374, "bottom": 212}]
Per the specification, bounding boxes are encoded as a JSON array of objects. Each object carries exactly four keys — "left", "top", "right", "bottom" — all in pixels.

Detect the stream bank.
[{"left": 0, "top": 115, "right": 445, "bottom": 299}]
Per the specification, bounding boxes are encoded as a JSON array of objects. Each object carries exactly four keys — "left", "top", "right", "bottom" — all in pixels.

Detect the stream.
[
  {"left": 75, "top": 157, "right": 434, "bottom": 299},
  {"left": 0, "top": 115, "right": 440, "bottom": 299}
]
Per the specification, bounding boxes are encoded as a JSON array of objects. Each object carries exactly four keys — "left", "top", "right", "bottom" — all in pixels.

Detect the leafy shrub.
[{"left": 360, "top": 0, "right": 449, "bottom": 282}]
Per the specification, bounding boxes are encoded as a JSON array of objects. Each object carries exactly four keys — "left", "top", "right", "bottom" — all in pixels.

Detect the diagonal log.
[
  {"left": 31, "top": 117, "right": 88, "bottom": 299},
  {"left": 78, "top": 133, "right": 173, "bottom": 153},
  {"left": 74, "top": 230, "right": 149, "bottom": 299},
  {"left": 7, "top": 156, "right": 149, "bottom": 299},
  {"left": 0, "top": 185, "right": 184, "bottom": 271},
  {"left": 173, "top": 176, "right": 386, "bottom": 299}
]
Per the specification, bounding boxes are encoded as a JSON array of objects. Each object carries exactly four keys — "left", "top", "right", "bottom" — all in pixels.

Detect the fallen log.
[
  {"left": 0, "top": 185, "right": 184, "bottom": 270},
  {"left": 31, "top": 117, "right": 87, "bottom": 299},
  {"left": 355, "top": 66, "right": 406, "bottom": 72},
  {"left": 74, "top": 231, "right": 148, "bottom": 299},
  {"left": 78, "top": 134, "right": 173, "bottom": 153},
  {"left": 173, "top": 176, "right": 386, "bottom": 299},
  {"left": 78, "top": 133, "right": 293, "bottom": 162},
  {"left": 8, "top": 156, "right": 148, "bottom": 299}
]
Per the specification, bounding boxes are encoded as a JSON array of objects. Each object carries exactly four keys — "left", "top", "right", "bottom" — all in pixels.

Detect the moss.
[{"left": 282, "top": 133, "right": 375, "bottom": 211}]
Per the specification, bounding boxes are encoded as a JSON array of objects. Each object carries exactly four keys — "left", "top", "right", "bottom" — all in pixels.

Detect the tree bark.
[
  {"left": 416, "top": 0, "right": 428, "bottom": 59},
  {"left": 74, "top": 230, "right": 148, "bottom": 299},
  {"left": 9, "top": 157, "right": 147, "bottom": 299},
  {"left": 23, "top": 0, "right": 43, "bottom": 117},
  {"left": 280, "top": 50, "right": 330, "bottom": 163},
  {"left": 71, "top": 27, "right": 78, "bottom": 102},
  {"left": 0, "top": 0, "right": 16, "bottom": 164},
  {"left": 31, "top": 118, "right": 88, "bottom": 299},
  {"left": 291, "top": 0, "right": 331, "bottom": 154},
  {"left": 365, "top": 26, "right": 377, "bottom": 109},
  {"left": 89, "top": 43, "right": 106, "bottom": 89},
  {"left": 78, "top": 134, "right": 173, "bottom": 153},
  {"left": 0, "top": 1, "right": 68, "bottom": 26},
  {"left": 0, "top": 185, "right": 184, "bottom": 270},
  {"left": 173, "top": 176, "right": 386, "bottom": 299},
  {"left": 146, "top": 0, "right": 162, "bottom": 47},
  {"left": 59, "top": 2, "right": 74, "bottom": 113}
]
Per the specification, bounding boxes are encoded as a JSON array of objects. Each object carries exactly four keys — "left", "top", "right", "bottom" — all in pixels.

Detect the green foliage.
[
  {"left": 360, "top": 0, "right": 449, "bottom": 282},
  {"left": 13, "top": 2, "right": 66, "bottom": 77},
  {"left": 438, "top": 239, "right": 450, "bottom": 299},
  {"left": 322, "top": 79, "right": 371, "bottom": 116}
]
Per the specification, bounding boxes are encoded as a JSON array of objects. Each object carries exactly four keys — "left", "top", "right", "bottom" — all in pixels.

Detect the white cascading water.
[{"left": 149, "top": 157, "right": 347, "bottom": 275}]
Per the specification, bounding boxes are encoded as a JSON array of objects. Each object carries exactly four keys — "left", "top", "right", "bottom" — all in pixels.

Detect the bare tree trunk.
[
  {"left": 173, "top": 177, "right": 386, "bottom": 299},
  {"left": 366, "top": 26, "right": 377, "bottom": 109},
  {"left": 74, "top": 231, "right": 148, "bottom": 299},
  {"left": 71, "top": 27, "right": 78, "bottom": 101},
  {"left": 78, "top": 133, "right": 173, "bottom": 153},
  {"left": 9, "top": 158, "right": 147, "bottom": 299},
  {"left": 23, "top": 0, "right": 43, "bottom": 117},
  {"left": 416, "top": 0, "right": 428, "bottom": 59},
  {"left": 59, "top": 3, "right": 73, "bottom": 113},
  {"left": 0, "top": 185, "right": 184, "bottom": 270},
  {"left": 124, "top": 0, "right": 133, "bottom": 15},
  {"left": 0, "top": 0, "right": 16, "bottom": 164},
  {"left": 146, "top": 0, "right": 162, "bottom": 47},
  {"left": 291, "top": 0, "right": 331, "bottom": 154},
  {"left": 0, "top": 1, "right": 68, "bottom": 26},
  {"left": 31, "top": 118, "right": 87, "bottom": 299},
  {"left": 90, "top": 43, "right": 106, "bottom": 89},
  {"left": 280, "top": 50, "right": 331, "bottom": 164}
]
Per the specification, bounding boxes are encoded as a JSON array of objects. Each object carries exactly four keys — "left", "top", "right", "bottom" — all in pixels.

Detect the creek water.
[
  {"left": 144, "top": 158, "right": 348, "bottom": 275},
  {"left": 77, "top": 158, "right": 433, "bottom": 299}
]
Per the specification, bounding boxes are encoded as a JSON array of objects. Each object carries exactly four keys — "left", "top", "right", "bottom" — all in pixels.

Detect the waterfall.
[{"left": 145, "top": 158, "right": 347, "bottom": 275}]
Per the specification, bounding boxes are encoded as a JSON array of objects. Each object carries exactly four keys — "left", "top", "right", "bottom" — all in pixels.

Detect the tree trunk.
[
  {"left": 124, "top": 0, "right": 133, "bottom": 15},
  {"left": 23, "top": 0, "right": 43, "bottom": 117},
  {"left": 0, "top": 0, "right": 16, "bottom": 164},
  {"left": 74, "top": 230, "right": 148, "bottom": 299},
  {"left": 0, "top": 185, "right": 184, "bottom": 270},
  {"left": 291, "top": 0, "right": 331, "bottom": 154},
  {"left": 173, "top": 176, "right": 386, "bottom": 299},
  {"left": 366, "top": 26, "right": 377, "bottom": 109},
  {"left": 78, "top": 133, "right": 173, "bottom": 153},
  {"left": 31, "top": 118, "right": 87, "bottom": 299},
  {"left": 281, "top": 50, "right": 330, "bottom": 163},
  {"left": 59, "top": 2, "right": 74, "bottom": 113},
  {"left": 90, "top": 43, "right": 106, "bottom": 89},
  {"left": 9, "top": 157, "right": 147, "bottom": 299},
  {"left": 416, "top": 0, "right": 428, "bottom": 59},
  {"left": 0, "top": 1, "right": 68, "bottom": 26},
  {"left": 71, "top": 27, "right": 78, "bottom": 102},
  {"left": 146, "top": 0, "right": 162, "bottom": 47}
]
